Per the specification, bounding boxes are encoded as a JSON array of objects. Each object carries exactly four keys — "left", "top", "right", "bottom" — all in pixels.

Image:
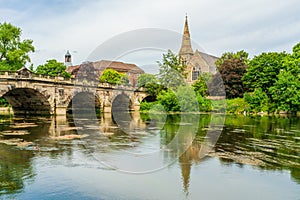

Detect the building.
[
  {"left": 65, "top": 52, "right": 144, "bottom": 86},
  {"left": 179, "top": 16, "right": 218, "bottom": 84}
]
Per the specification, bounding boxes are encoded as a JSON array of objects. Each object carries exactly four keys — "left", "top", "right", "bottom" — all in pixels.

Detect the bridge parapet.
[{"left": 0, "top": 71, "right": 148, "bottom": 115}]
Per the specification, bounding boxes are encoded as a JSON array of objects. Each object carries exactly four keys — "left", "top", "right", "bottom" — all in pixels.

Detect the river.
[{"left": 0, "top": 112, "right": 299, "bottom": 200}]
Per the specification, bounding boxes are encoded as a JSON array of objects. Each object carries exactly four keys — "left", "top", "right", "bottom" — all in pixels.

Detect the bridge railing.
[{"left": 0, "top": 70, "right": 142, "bottom": 91}]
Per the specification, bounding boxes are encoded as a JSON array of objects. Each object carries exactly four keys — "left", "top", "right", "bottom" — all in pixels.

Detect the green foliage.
[
  {"left": 119, "top": 74, "right": 130, "bottom": 86},
  {"left": 0, "top": 22, "right": 34, "bottom": 70},
  {"left": 215, "top": 50, "right": 248, "bottom": 99},
  {"left": 100, "top": 69, "right": 129, "bottom": 85},
  {"left": 176, "top": 86, "right": 199, "bottom": 112},
  {"left": 140, "top": 101, "right": 157, "bottom": 111},
  {"left": 35, "top": 59, "right": 71, "bottom": 78},
  {"left": 157, "top": 89, "right": 180, "bottom": 112},
  {"left": 269, "top": 70, "right": 300, "bottom": 112},
  {"left": 215, "top": 50, "right": 249, "bottom": 66},
  {"left": 0, "top": 97, "right": 9, "bottom": 107},
  {"left": 226, "top": 98, "right": 249, "bottom": 114},
  {"left": 244, "top": 88, "right": 269, "bottom": 113},
  {"left": 149, "top": 86, "right": 210, "bottom": 113},
  {"left": 137, "top": 73, "right": 162, "bottom": 96},
  {"left": 157, "top": 50, "right": 187, "bottom": 90},
  {"left": 242, "top": 52, "right": 288, "bottom": 95},
  {"left": 197, "top": 95, "right": 212, "bottom": 112},
  {"left": 292, "top": 42, "right": 300, "bottom": 58},
  {"left": 137, "top": 73, "right": 156, "bottom": 87},
  {"left": 192, "top": 75, "right": 208, "bottom": 97}
]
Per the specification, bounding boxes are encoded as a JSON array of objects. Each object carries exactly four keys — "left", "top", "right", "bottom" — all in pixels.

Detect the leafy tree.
[
  {"left": 119, "top": 74, "right": 130, "bottom": 86},
  {"left": 242, "top": 52, "right": 288, "bottom": 96},
  {"left": 157, "top": 89, "right": 180, "bottom": 112},
  {"left": 215, "top": 50, "right": 248, "bottom": 99},
  {"left": 157, "top": 50, "right": 187, "bottom": 90},
  {"left": 0, "top": 22, "right": 34, "bottom": 70},
  {"left": 100, "top": 68, "right": 129, "bottom": 85},
  {"left": 226, "top": 98, "right": 249, "bottom": 114},
  {"left": 35, "top": 59, "right": 71, "bottom": 78},
  {"left": 244, "top": 88, "right": 269, "bottom": 113},
  {"left": 176, "top": 86, "right": 199, "bottom": 112},
  {"left": 137, "top": 73, "right": 162, "bottom": 96},
  {"left": 197, "top": 95, "right": 212, "bottom": 112},
  {"left": 269, "top": 69, "right": 300, "bottom": 113},
  {"left": 137, "top": 73, "right": 157, "bottom": 87},
  {"left": 192, "top": 75, "right": 209, "bottom": 97},
  {"left": 292, "top": 42, "right": 300, "bottom": 58}
]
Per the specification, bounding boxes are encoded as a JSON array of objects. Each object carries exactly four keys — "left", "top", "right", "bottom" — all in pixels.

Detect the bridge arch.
[
  {"left": 66, "top": 91, "right": 101, "bottom": 114},
  {"left": 1, "top": 88, "right": 52, "bottom": 115},
  {"left": 111, "top": 93, "right": 133, "bottom": 113}
]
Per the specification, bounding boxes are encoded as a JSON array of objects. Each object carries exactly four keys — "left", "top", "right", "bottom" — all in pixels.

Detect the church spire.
[{"left": 179, "top": 15, "right": 194, "bottom": 58}]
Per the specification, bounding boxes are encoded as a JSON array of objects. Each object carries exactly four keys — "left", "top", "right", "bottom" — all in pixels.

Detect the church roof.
[{"left": 194, "top": 50, "right": 218, "bottom": 68}]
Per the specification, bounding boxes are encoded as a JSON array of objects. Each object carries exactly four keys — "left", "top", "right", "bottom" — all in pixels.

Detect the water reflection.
[{"left": 0, "top": 113, "right": 299, "bottom": 198}]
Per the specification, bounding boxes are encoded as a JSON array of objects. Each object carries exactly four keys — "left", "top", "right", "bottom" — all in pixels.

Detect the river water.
[{"left": 0, "top": 113, "right": 299, "bottom": 200}]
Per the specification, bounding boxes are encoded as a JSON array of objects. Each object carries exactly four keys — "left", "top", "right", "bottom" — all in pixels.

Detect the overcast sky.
[{"left": 1, "top": 0, "right": 300, "bottom": 73}]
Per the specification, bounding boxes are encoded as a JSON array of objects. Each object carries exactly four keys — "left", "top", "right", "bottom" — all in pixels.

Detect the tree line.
[
  {"left": 138, "top": 43, "right": 300, "bottom": 114},
  {"left": 1, "top": 22, "right": 299, "bottom": 114}
]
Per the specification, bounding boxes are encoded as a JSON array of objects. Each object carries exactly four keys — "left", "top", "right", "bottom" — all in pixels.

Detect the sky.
[{"left": 1, "top": 0, "right": 300, "bottom": 73}]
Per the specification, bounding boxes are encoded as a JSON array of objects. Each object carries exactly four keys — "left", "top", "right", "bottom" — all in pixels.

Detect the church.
[
  {"left": 65, "top": 16, "right": 218, "bottom": 85},
  {"left": 179, "top": 16, "right": 218, "bottom": 84}
]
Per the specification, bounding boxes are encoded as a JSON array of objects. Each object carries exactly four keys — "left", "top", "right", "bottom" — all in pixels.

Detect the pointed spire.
[
  {"left": 179, "top": 15, "right": 194, "bottom": 58},
  {"left": 184, "top": 15, "right": 190, "bottom": 37}
]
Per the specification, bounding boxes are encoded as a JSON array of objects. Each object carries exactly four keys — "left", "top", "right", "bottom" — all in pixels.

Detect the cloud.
[{"left": 1, "top": 0, "right": 300, "bottom": 69}]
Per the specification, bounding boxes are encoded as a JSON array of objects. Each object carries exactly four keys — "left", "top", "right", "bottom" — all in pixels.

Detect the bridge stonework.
[{"left": 0, "top": 71, "right": 148, "bottom": 115}]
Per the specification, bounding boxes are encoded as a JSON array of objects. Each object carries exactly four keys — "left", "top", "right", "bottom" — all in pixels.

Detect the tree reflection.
[{"left": 0, "top": 145, "right": 34, "bottom": 195}]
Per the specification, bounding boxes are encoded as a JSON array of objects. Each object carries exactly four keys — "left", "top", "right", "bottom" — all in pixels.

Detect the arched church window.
[{"left": 192, "top": 64, "right": 201, "bottom": 81}]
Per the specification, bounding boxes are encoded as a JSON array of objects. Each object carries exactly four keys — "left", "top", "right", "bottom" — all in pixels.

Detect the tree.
[
  {"left": 0, "top": 22, "right": 34, "bottom": 70},
  {"left": 119, "top": 74, "right": 130, "bottom": 86},
  {"left": 244, "top": 88, "right": 269, "bottom": 113},
  {"left": 157, "top": 50, "right": 187, "bottom": 90},
  {"left": 137, "top": 73, "right": 162, "bottom": 96},
  {"left": 137, "top": 73, "right": 157, "bottom": 87},
  {"left": 35, "top": 59, "right": 71, "bottom": 78},
  {"left": 176, "top": 85, "right": 199, "bottom": 112},
  {"left": 215, "top": 50, "right": 248, "bottom": 99},
  {"left": 242, "top": 52, "right": 288, "bottom": 96},
  {"left": 192, "top": 73, "right": 211, "bottom": 97},
  {"left": 100, "top": 68, "right": 128, "bottom": 85},
  {"left": 157, "top": 89, "right": 180, "bottom": 112},
  {"left": 269, "top": 70, "right": 300, "bottom": 113},
  {"left": 268, "top": 45, "right": 300, "bottom": 113}
]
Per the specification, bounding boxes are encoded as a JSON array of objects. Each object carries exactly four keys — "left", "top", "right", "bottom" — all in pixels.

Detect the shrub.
[{"left": 226, "top": 98, "right": 249, "bottom": 114}]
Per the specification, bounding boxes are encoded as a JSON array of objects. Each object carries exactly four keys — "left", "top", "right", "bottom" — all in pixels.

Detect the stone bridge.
[{"left": 0, "top": 69, "right": 148, "bottom": 115}]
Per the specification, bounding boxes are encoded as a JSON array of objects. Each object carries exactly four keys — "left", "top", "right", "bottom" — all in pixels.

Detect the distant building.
[
  {"left": 64, "top": 50, "right": 72, "bottom": 67},
  {"left": 66, "top": 60, "right": 144, "bottom": 86},
  {"left": 179, "top": 16, "right": 218, "bottom": 83}
]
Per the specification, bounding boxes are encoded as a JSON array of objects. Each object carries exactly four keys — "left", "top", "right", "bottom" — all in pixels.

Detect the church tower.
[
  {"left": 179, "top": 15, "right": 194, "bottom": 61},
  {"left": 65, "top": 50, "right": 72, "bottom": 67}
]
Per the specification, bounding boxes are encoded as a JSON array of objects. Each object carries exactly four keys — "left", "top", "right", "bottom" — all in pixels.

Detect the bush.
[
  {"left": 244, "top": 88, "right": 269, "bottom": 113},
  {"left": 197, "top": 95, "right": 212, "bottom": 112},
  {"left": 140, "top": 101, "right": 157, "bottom": 111},
  {"left": 157, "top": 90, "right": 180, "bottom": 112},
  {"left": 176, "top": 86, "right": 199, "bottom": 112},
  {"left": 0, "top": 97, "right": 9, "bottom": 107},
  {"left": 226, "top": 98, "right": 249, "bottom": 114}
]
